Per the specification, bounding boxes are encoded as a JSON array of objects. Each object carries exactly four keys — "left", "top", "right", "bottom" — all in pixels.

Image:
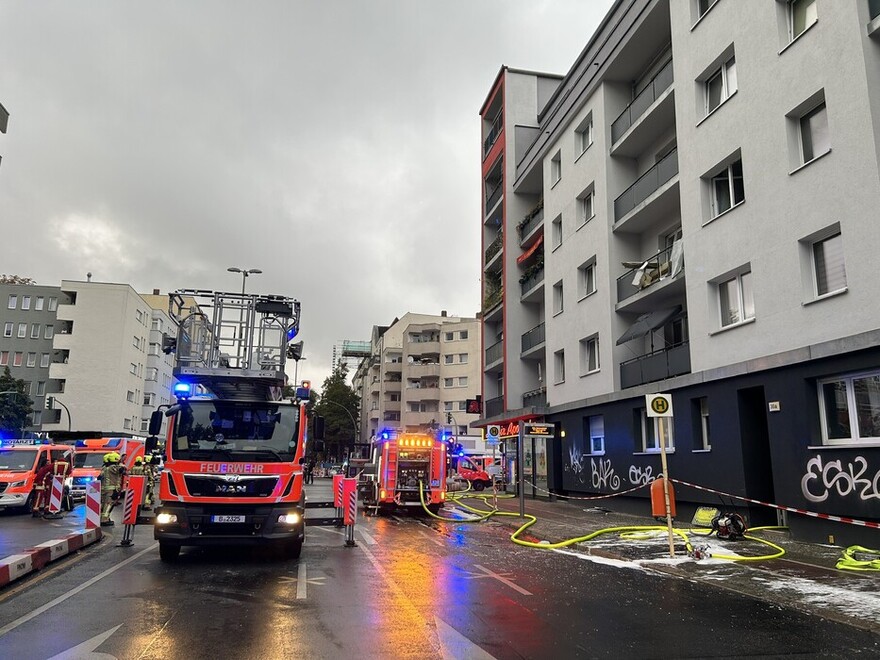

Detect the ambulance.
[
  {"left": 0, "top": 438, "right": 73, "bottom": 512},
  {"left": 70, "top": 437, "right": 145, "bottom": 501}
]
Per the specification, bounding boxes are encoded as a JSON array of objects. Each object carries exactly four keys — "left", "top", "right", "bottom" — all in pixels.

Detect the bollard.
[
  {"left": 45, "top": 475, "right": 65, "bottom": 519},
  {"left": 86, "top": 481, "right": 101, "bottom": 529},
  {"left": 343, "top": 477, "right": 357, "bottom": 547},
  {"left": 118, "top": 475, "right": 146, "bottom": 547},
  {"left": 333, "top": 473, "right": 345, "bottom": 528}
]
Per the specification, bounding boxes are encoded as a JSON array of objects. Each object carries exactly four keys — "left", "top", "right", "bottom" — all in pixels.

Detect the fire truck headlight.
[
  {"left": 277, "top": 513, "right": 301, "bottom": 525},
  {"left": 440, "top": 492, "right": 446, "bottom": 501},
  {"left": 9, "top": 480, "right": 27, "bottom": 488},
  {"left": 156, "top": 513, "right": 178, "bottom": 525}
]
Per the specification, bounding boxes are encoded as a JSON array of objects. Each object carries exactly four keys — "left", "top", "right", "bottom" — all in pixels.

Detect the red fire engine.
[
  {"left": 368, "top": 430, "right": 447, "bottom": 514},
  {"left": 150, "top": 289, "right": 310, "bottom": 562}
]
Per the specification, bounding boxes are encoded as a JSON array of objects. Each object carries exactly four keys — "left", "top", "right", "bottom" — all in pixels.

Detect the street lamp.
[{"left": 227, "top": 267, "right": 263, "bottom": 294}]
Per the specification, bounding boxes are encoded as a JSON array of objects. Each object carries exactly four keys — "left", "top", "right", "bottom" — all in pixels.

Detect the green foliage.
[
  {"left": 313, "top": 362, "right": 359, "bottom": 461},
  {"left": 0, "top": 366, "right": 34, "bottom": 437}
]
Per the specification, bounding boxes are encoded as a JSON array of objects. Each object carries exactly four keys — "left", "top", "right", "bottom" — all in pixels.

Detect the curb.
[{"left": 0, "top": 528, "right": 103, "bottom": 588}]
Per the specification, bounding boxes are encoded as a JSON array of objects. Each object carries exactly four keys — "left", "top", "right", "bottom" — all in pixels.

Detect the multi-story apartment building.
[
  {"left": 42, "top": 280, "right": 159, "bottom": 435},
  {"left": 0, "top": 284, "right": 62, "bottom": 432},
  {"left": 139, "top": 290, "right": 177, "bottom": 437},
  {"left": 478, "top": 0, "right": 880, "bottom": 544},
  {"left": 354, "top": 312, "right": 485, "bottom": 452}
]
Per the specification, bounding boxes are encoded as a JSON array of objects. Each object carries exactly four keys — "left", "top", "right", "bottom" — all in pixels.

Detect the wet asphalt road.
[{"left": 0, "top": 484, "right": 877, "bottom": 659}]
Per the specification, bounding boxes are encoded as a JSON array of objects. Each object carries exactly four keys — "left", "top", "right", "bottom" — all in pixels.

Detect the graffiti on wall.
[
  {"left": 590, "top": 458, "right": 621, "bottom": 490},
  {"left": 628, "top": 465, "right": 654, "bottom": 486},
  {"left": 801, "top": 455, "right": 880, "bottom": 503}
]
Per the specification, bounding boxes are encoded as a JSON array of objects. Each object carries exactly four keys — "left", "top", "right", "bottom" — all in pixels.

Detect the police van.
[{"left": 0, "top": 438, "right": 73, "bottom": 512}]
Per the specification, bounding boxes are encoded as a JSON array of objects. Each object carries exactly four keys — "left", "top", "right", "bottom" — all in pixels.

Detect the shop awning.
[
  {"left": 516, "top": 234, "right": 544, "bottom": 265},
  {"left": 616, "top": 306, "right": 682, "bottom": 345}
]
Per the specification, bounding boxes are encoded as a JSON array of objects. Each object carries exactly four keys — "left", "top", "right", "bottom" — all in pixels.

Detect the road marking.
[
  {"left": 47, "top": 624, "right": 122, "bottom": 659},
  {"left": 296, "top": 561, "right": 308, "bottom": 599},
  {"left": 472, "top": 564, "right": 532, "bottom": 596},
  {"left": 0, "top": 543, "right": 158, "bottom": 637},
  {"left": 357, "top": 527, "right": 377, "bottom": 545},
  {"left": 417, "top": 530, "right": 444, "bottom": 548},
  {"left": 435, "top": 616, "right": 497, "bottom": 660},
  {"left": 313, "top": 526, "right": 345, "bottom": 536}
]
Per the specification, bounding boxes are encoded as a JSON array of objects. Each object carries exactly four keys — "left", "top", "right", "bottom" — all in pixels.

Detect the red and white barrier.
[
  {"left": 47, "top": 475, "right": 64, "bottom": 515},
  {"left": 0, "top": 529, "right": 102, "bottom": 588},
  {"left": 344, "top": 477, "right": 357, "bottom": 526},
  {"left": 86, "top": 481, "right": 101, "bottom": 529}
]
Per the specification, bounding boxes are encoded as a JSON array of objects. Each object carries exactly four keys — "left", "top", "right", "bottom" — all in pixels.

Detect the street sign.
[
  {"left": 646, "top": 393, "right": 673, "bottom": 418},
  {"left": 486, "top": 424, "right": 500, "bottom": 441},
  {"left": 523, "top": 423, "right": 554, "bottom": 436}
]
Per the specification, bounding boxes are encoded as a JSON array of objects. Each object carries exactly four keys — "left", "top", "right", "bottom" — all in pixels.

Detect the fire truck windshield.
[
  {"left": 74, "top": 453, "right": 106, "bottom": 468},
  {"left": 171, "top": 400, "right": 299, "bottom": 462},
  {"left": 0, "top": 449, "right": 37, "bottom": 471}
]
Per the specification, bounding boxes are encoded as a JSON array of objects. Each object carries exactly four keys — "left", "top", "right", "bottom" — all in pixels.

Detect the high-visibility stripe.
[
  {"left": 48, "top": 475, "right": 64, "bottom": 514},
  {"left": 86, "top": 481, "right": 101, "bottom": 529}
]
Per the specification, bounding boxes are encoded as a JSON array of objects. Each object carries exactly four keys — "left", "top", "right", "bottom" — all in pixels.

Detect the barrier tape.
[
  {"left": 522, "top": 479, "right": 650, "bottom": 500},
  {"left": 669, "top": 478, "right": 880, "bottom": 530}
]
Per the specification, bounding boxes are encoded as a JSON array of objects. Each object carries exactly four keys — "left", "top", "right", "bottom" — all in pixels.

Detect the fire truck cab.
[
  {"left": 367, "top": 431, "right": 447, "bottom": 514},
  {"left": 70, "top": 437, "right": 145, "bottom": 500},
  {"left": 0, "top": 439, "right": 72, "bottom": 512}
]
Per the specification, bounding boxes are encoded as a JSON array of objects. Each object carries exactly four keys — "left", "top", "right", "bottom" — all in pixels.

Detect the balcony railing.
[
  {"left": 522, "top": 387, "right": 547, "bottom": 408},
  {"left": 485, "top": 340, "right": 503, "bottom": 365},
  {"left": 620, "top": 341, "right": 691, "bottom": 389},
  {"left": 483, "top": 286, "right": 503, "bottom": 312},
  {"left": 521, "top": 322, "right": 545, "bottom": 354},
  {"left": 617, "top": 242, "right": 684, "bottom": 303},
  {"left": 520, "top": 265, "right": 545, "bottom": 297},
  {"left": 517, "top": 204, "right": 544, "bottom": 241},
  {"left": 483, "top": 113, "right": 503, "bottom": 157},
  {"left": 485, "top": 180, "right": 502, "bottom": 213},
  {"left": 613, "top": 148, "right": 678, "bottom": 222},
  {"left": 485, "top": 232, "right": 503, "bottom": 265},
  {"left": 611, "top": 59, "right": 674, "bottom": 143},
  {"left": 485, "top": 395, "right": 504, "bottom": 418}
]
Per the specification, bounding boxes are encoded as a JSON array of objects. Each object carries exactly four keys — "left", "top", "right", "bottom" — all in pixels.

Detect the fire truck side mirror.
[
  {"left": 145, "top": 436, "right": 159, "bottom": 453},
  {"left": 149, "top": 410, "right": 164, "bottom": 436}
]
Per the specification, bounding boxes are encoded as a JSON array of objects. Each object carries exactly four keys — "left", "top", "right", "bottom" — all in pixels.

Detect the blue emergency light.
[{"left": 173, "top": 382, "right": 193, "bottom": 398}]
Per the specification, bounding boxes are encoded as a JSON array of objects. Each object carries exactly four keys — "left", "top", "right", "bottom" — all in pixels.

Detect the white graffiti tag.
[
  {"left": 568, "top": 445, "right": 584, "bottom": 476},
  {"left": 628, "top": 465, "right": 654, "bottom": 486},
  {"left": 591, "top": 458, "right": 621, "bottom": 490},
  {"left": 801, "top": 455, "right": 880, "bottom": 503}
]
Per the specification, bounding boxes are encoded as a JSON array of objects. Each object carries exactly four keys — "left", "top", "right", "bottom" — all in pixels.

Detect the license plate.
[{"left": 211, "top": 515, "right": 245, "bottom": 523}]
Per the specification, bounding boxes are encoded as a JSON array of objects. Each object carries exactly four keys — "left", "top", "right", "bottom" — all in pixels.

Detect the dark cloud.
[{"left": 0, "top": 0, "right": 613, "bottom": 388}]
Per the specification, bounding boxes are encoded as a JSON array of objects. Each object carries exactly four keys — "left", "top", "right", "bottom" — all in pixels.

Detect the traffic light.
[
  {"left": 446, "top": 412, "right": 453, "bottom": 424},
  {"left": 45, "top": 396, "right": 54, "bottom": 409}
]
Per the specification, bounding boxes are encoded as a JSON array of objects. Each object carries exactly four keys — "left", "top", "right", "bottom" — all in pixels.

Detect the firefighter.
[
  {"left": 98, "top": 452, "right": 126, "bottom": 526},
  {"left": 143, "top": 454, "right": 157, "bottom": 509},
  {"left": 44, "top": 454, "right": 72, "bottom": 518},
  {"left": 32, "top": 459, "right": 54, "bottom": 517}
]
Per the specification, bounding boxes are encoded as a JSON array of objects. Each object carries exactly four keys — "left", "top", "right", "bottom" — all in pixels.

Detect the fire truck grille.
[
  {"left": 184, "top": 475, "right": 278, "bottom": 498},
  {"left": 0, "top": 483, "right": 7, "bottom": 494}
]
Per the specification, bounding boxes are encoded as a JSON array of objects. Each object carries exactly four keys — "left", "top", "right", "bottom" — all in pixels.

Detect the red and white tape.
[
  {"left": 524, "top": 479, "right": 650, "bottom": 500},
  {"left": 669, "top": 478, "right": 880, "bottom": 529}
]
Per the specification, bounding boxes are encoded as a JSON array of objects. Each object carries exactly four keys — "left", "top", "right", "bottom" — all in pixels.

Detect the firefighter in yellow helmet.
[{"left": 98, "top": 452, "right": 126, "bottom": 526}]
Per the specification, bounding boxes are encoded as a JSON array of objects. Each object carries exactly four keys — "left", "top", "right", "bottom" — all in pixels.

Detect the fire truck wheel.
[
  {"left": 159, "top": 543, "right": 181, "bottom": 562},
  {"left": 473, "top": 481, "right": 486, "bottom": 492},
  {"left": 20, "top": 490, "right": 36, "bottom": 514}
]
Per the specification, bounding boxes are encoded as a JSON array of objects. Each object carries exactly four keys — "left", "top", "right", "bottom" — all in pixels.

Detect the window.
[
  {"left": 458, "top": 377, "right": 468, "bottom": 387},
  {"left": 123, "top": 418, "right": 132, "bottom": 430},
  {"left": 586, "top": 415, "right": 605, "bottom": 454},
  {"left": 575, "top": 115, "right": 593, "bottom": 155},
  {"left": 578, "top": 191, "right": 594, "bottom": 227},
  {"left": 552, "top": 214, "right": 562, "bottom": 249},
  {"left": 458, "top": 353, "right": 468, "bottom": 364},
  {"left": 45, "top": 325, "right": 54, "bottom": 340},
  {"left": 26, "top": 352, "right": 36, "bottom": 367},
  {"left": 550, "top": 151, "right": 562, "bottom": 186},
  {"left": 710, "top": 159, "right": 745, "bottom": 218},
  {"left": 694, "top": 397, "right": 711, "bottom": 450},
  {"left": 445, "top": 332, "right": 454, "bottom": 341},
  {"left": 637, "top": 407, "right": 675, "bottom": 452},
  {"left": 579, "top": 335, "right": 600, "bottom": 375},
  {"left": 553, "top": 280, "right": 564, "bottom": 315},
  {"left": 697, "top": 0, "right": 717, "bottom": 19},
  {"left": 149, "top": 342, "right": 160, "bottom": 356},
  {"left": 818, "top": 371, "right": 880, "bottom": 444},
  {"left": 130, "top": 363, "right": 138, "bottom": 375},
  {"left": 7, "top": 295, "right": 17, "bottom": 309},
  {"left": 133, "top": 335, "right": 140, "bottom": 348},
  {"left": 21, "top": 295, "right": 31, "bottom": 310},
  {"left": 444, "top": 378, "right": 453, "bottom": 387},
  {"left": 554, "top": 349, "right": 565, "bottom": 384},
  {"left": 460, "top": 330, "right": 468, "bottom": 340},
  {"left": 812, "top": 232, "right": 846, "bottom": 297},
  {"left": 578, "top": 260, "right": 597, "bottom": 299},
  {"left": 36, "top": 381, "right": 46, "bottom": 396},
  {"left": 458, "top": 401, "right": 467, "bottom": 411},
  {"left": 17, "top": 323, "right": 27, "bottom": 338},
  {"left": 147, "top": 367, "right": 158, "bottom": 381},
  {"left": 126, "top": 390, "right": 135, "bottom": 403},
  {"left": 0, "top": 352, "right": 7, "bottom": 366},
  {"left": 32, "top": 411, "right": 42, "bottom": 426},
  {"left": 40, "top": 353, "right": 50, "bottom": 368},
  {"left": 718, "top": 270, "right": 754, "bottom": 327},
  {"left": 4, "top": 322, "right": 12, "bottom": 337},
  {"left": 444, "top": 401, "right": 453, "bottom": 411},
  {"left": 789, "top": 0, "right": 817, "bottom": 41},
  {"left": 705, "top": 57, "right": 737, "bottom": 115},
  {"left": 152, "top": 318, "right": 162, "bottom": 331},
  {"left": 445, "top": 355, "right": 453, "bottom": 364},
  {"left": 141, "top": 420, "right": 150, "bottom": 432},
  {"left": 31, "top": 324, "right": 40, "bottom": 339},
  {"left": 799, "top": 102, "right": 829, "bottom": 164},
  {"left": 13, "top": 352, "right": 23, "bottom": 367},
  {"left": 35, "top": 296, "right": 44, "bottom": 311},
  {"left": 48, "top": 297, "right": 58, "bottom": 311}
]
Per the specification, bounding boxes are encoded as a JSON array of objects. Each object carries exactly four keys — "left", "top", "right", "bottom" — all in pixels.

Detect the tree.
[
  {"left": 0, "top": 275, "right": 36, "bottom": 285},
  {"left": 313, "top": 362, "right": 360, "bottom": 462},
  {"left": 0, "top": 366, "right": 34, "bottom": 438}
]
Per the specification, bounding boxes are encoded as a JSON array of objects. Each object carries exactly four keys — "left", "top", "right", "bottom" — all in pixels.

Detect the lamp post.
[
  {"left": 322, "top": 398, "right": 359, "bottom": 459},
  {"left": 227, "top": 267, "right": 262, "bottom": 295},
  {"left": 45, "top": 396, "right": 72, "bottom": 432}
]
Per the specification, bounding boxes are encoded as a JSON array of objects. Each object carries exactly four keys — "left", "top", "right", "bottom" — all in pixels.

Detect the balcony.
[
  {"left": 485, "top": 180, "right": 503, "bottom": 214},
  {"left": 522, "top": 387, "right": 547, "bottom": 409},
  {"left": 403, "top": 411, "right": 442, "bottom": 426},
  {"left": 614, "top": 149, "right": 678, "bottom": 226},
  {"left": 485, "top": 340, "right": 503, "bottom": 368},
  {"left": 485, "top": 395, "right": 504, "bottom": 418},
  {"left": 617, "top": 242, "right": 684, "bottom": 305},
  {"left": 518, "top": 202, "right": 544, "bottom": 245},
  {"left": 384, "top": 361, "right": 402, "bottom": 373},
  {"left": 483, "top": 113, "right": 503, "bottom": 158},
  {"left": 408, "top": 362, "right": 440, "bottom": 378},
  {"left": 521, "top": 322, "right": 545, "bottom": 358},
  {"left": 483, "top": 287, "right": 503, "bottom": 320},
  {"left": 383, "top": 380, "right": 402, "bottom": 393},
  {"left": 611, "top": 59, "right": 674, "bottom": 156},
  {"left": 485, "top": 232, "right": 503, "bottom": 269},
  {"left": 520, "top": 264, "right": 544, "bottom": 301},
  {"left": 385, "top": 400, "right": 401, "bottom": 412},
  {"left": 620, "top": 342, "right": 691, "bottom": 389},
  {"left": 408, "top": 387, "right": 440, "bottom": 401}
]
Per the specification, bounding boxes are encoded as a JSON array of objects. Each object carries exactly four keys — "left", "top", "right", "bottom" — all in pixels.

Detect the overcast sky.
[{"left": 0, "top": 0, "right": 614, "bottom": 390}]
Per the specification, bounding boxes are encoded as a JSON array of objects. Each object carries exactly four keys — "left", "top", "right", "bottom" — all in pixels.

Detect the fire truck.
[
  {"left": 366, "top": 430, "right": 447, "bottom": 514},
  {"left": 149, "top": 289, "right": 310, "bottom": 562},
  {"left": 70, "top": 437, "right": 145, "bottom": 501}
]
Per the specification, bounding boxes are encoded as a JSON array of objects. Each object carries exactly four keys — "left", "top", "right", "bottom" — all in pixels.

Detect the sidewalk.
[
  {"left": 0, "top": 505, "right": 103, "bottom": 588},
  {"left": 446, "top": 490, "right": 880, "bottom": 634}
]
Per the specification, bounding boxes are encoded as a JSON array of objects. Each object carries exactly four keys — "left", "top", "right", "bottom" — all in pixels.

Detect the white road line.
[
  {"left": 357, "top": 527, "right": 377, "bottom": 545},
  {"left": 296, "top": 561, "right": 308, "bottom": 600},
  {"left": 417, "top": 530, "right": 444, "bottom": 548},
  {"left": 0, "top": 543, "right": 158, "bottom": 637},
  {"left": 313, "top": 526, "right": 345, "bottom": 536},
  {"left": 473, "top": 564, "right": 532, "bottom": 596}
]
